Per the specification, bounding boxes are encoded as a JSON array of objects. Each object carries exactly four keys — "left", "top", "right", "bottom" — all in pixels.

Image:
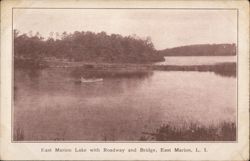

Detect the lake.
[
  {"left": 156, "top": 56, "right": 236, "bottom": 66},
  {"left": 13, "top": 57, "right": 237, "bottom": 141}
]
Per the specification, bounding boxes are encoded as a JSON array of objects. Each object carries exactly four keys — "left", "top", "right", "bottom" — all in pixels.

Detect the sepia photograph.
[{"left": 13, "top": 8, "right": 237, "bottom": 142}]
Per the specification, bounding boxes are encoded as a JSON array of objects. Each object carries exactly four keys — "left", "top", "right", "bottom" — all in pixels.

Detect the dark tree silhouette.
[
  {"left": 14, "top": 30, "right": 164, "bottom": 64},
  {"left": 158, "top": 44, "right": 236, "bottom": 56}
]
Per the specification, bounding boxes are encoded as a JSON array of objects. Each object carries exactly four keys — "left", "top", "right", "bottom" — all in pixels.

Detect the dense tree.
[
  {"left": 14, "top": 30, "right": 45, "bottom": 60},
  {"left": 14, "top": 30, "right": 164, "bottom": 64}
]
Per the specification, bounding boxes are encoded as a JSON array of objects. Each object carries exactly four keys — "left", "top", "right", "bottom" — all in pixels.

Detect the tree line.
[
  {"left": 14, "top": 30, "right": 164, "bottom": 64},
  {"left": 158, "top": 44, "right": 236, "bottom": 56}
]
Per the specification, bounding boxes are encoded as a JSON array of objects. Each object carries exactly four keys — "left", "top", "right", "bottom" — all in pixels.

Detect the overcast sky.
[{"left": 14, "top": 9, "right": 237, "bottom": 50}]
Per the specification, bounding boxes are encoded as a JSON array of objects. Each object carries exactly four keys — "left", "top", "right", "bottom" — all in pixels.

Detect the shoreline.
[{"left": 14, "top": 58, "right": 236, "bottom": 77}]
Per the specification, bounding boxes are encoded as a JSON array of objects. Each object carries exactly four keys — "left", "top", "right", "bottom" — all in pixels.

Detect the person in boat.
[{"left": 80, "top": 77, "right": 103, "bottom": 82}]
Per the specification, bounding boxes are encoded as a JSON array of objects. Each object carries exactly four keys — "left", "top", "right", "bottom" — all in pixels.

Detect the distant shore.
[{"left": 15, "top": 58, "right": 236, "bottom": 78}]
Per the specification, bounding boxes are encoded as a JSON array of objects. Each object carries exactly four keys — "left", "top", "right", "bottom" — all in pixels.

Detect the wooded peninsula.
[{"left": 14, "top": 30, "right": 163, "bottom": 64}]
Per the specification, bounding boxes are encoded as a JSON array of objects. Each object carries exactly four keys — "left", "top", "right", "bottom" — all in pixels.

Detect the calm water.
[
  {"left": 14, "top": 66, "right": 236, "bottom": 141},
  {"left": 156, "top": 56, "right": 236, "bottom": 65}
]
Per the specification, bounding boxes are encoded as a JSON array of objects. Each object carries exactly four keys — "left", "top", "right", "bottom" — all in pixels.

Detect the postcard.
[{"left": 0, "top": 0, "right": 249, "bottom": 160}]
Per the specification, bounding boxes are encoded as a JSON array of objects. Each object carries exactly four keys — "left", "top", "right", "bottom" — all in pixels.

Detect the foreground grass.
[
  {"left": 14, "top": 121, "right": 236, "bottom": 141},
  {"left": 141, "top": 122, "right": 236, "bottom": 141},
  {"left": 13, "top": 127, "right": 24, "bottom": 141}
]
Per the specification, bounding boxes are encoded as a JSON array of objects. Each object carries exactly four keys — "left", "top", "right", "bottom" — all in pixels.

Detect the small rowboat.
[{"left": 80, "top": 77, "right": 103, "bottom": 83}]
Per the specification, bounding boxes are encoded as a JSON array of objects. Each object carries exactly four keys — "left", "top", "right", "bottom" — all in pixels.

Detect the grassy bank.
[
  {"left": 152, "top": 62, "right": 236, "bottom": 77},
  {"left": 141, "top": 121, "right": 236, "bottom": 141},
  {"left": 15, "top": 58, "right": 236, "bottom": 78},
  {"left": 14, "top": 121, "right": 236, "bottom": 141}
]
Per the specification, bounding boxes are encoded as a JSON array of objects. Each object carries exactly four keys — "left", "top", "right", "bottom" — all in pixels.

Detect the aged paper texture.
[{"left": 0, "top": 0, "right": 249, "bottom": 160}]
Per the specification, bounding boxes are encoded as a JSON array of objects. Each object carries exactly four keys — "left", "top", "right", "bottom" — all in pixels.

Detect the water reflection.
[{"left": 71, "top": 67, "right": 154, "bottom": 79}]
